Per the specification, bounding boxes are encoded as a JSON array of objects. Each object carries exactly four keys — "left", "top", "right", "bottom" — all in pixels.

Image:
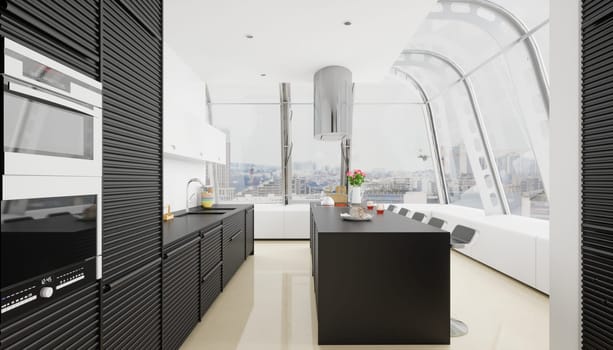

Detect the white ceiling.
[{"left": 164, "top": 0, "right": 436, "bottom": 83}]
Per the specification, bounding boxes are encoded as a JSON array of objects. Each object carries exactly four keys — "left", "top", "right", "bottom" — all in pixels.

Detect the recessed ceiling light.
[
  {"left": 260, "top": 73, "right": 267, "bottom": 77},
  {"left": 343, "top": 21, "right": 352, "bottom": 26},
  {"left": 245, "top": 34, "right": 254, "bottom": 39}
]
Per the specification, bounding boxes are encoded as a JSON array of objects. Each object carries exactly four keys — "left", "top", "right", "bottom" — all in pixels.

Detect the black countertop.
[
  {"left": 311, "top": 205, "right": 446, "bottom": 235},
  {"left": 163, "top": 204, "right": 253, "bottom": 247}
]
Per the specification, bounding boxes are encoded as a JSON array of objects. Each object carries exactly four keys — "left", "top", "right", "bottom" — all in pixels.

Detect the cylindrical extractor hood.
[{"left": 313, "top": 66, "right": 353, "bottom": 141}]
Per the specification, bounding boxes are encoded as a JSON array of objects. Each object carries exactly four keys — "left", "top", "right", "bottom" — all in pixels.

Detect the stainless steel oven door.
[
  {"left": 3, "top": 37, "right": 102, "bottom": 178},
  {"left": 2, "top": 175, "right": 102, "bottom": 280},
  {"left": 3, "top": 79, "right": 102, "bottom": 177}
]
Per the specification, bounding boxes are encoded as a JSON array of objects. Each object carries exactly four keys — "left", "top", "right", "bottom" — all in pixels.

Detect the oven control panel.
[{"left": 0, "top": 258, "right": 96, "bottom": 322}]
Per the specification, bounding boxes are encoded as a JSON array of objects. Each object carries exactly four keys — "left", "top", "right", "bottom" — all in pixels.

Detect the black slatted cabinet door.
[
  {"left": 200, "top": 225, "right": 223, "bottom": 318},
  {"left": 581, "top": 1, "right": 613, "bottom": 349},
  {"left": 163, "top": 236, "right": 201, "bottom": 350},
  {"left": 100, "top": 0, "right": 163, "bottom": 348},
  {"left": 0, "top": 0, "right": 101, "bottom": 78}
]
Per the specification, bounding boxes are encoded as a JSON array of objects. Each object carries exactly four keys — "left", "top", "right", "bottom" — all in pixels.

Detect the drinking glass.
[{"left": 376, "top": 204, "right": 385, "bottom": 215}]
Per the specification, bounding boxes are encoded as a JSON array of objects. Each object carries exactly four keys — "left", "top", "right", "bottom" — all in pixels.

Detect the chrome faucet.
[{"left": 186, "top": 178, "right": 205, "bottom": 213}]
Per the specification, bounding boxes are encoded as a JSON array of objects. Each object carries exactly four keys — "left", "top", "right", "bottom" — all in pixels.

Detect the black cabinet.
[
  {"left": 200, "top": 225, "right": 223, "bottom": 318},
  {"left": 223, "top": 213, "right": 246, "bottom": 287},
  {"left": 581, "top": 1, "right": 613, "bottom": 347},
  {"left": 245, "top": 208, "right": 255, "bottom": 256},
  {"left": 100, "top": 0, "right": 163, "bottom": 348},
  {"left": 162, "top": 236, "right": 200, "bottom": 350},
  {"left": 101, "top": 261, "right": 162, "bottom": 349}
]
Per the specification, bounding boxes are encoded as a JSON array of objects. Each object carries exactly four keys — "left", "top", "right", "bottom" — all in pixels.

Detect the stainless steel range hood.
[{"left": 313, "top": 66, "right": 353, "bottom": 141}]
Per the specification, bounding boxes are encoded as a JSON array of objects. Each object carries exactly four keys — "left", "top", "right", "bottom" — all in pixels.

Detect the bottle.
[{"left": 201, "top": 187, "right": 215, "bottom": 208}]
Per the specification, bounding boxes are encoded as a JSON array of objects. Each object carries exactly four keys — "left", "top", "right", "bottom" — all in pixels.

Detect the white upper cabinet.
[
  {"left": 203, "top": 124, "right": 226, "bottom": 164},
  {"left": 163, "top": 43, "right": 225, "bottom": 162}
]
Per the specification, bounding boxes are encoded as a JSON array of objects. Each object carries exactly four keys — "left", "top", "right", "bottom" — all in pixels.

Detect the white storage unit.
[
  {"left": 392, "top": 204, "right": 550, "bottom": 294},
  {"left": 254, "top": 204, "right": 310, "bottom": 239},
  {"left": 163, "top": 43, "right": 225, "bottom": 163},
  {"left": 202, "top": 124, "right": 226, "bottom": 164}
]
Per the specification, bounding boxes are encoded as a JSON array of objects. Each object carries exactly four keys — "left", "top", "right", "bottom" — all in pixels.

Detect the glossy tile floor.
[{"left": 182, "top": 241, "right": 549, "bottom": 350}]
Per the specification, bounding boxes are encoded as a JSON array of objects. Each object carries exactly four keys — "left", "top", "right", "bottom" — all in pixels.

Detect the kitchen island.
[{"left": 310, "top": 204, "right": 450, "bottom": 345}]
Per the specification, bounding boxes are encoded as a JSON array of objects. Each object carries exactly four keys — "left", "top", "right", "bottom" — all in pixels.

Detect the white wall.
[
  {"left": 163, "top": 42, "right": 208, "bottom": 212},
  {"left": 163, "top": 157, "right": 206, "bottom": 212},
  {"left": 550, "top": 0, "right": 582, "bottom": 348}
]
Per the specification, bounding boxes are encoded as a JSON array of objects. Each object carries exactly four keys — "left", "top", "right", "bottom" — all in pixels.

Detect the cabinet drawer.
[
  {"left": 223, "top": 213, "right": 245, "bottom": 244},
  {"left": 201, "top": 225, "right": 222, "bottom": 277},
  {"left": 163, "top": 238, "right": 200, "bottom": 350},
  {"left": 200, "top": 262, "right": 222, "bottom": 318},
  {"left": 223, "top": 230, "right": 245, "bottom": 287}
]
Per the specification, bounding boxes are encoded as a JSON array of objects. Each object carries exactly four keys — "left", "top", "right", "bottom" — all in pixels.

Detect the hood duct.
[{"left": 313, "top": 66, "right": 353, "bottom": 140}]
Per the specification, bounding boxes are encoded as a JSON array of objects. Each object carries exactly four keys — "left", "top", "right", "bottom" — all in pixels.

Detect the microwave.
[
  {"left": 3, "top": 37, "right": 102, "bottom": 177},
  {"left": 1, "top": 175, "right": 101, "bottom": 322}
]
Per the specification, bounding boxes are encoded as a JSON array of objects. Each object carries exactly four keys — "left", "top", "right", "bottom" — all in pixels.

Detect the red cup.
[{"left": 376, "top": 204, "right": 385, "bottom": 215}]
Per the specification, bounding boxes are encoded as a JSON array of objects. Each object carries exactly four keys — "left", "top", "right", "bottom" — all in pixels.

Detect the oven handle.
[{"left": 7, "top": 80, "right": 99, "bottom": 118}]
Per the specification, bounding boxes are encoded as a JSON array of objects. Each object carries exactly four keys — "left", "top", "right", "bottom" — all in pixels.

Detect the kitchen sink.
[
  {"left": 175, "top": 211, "right": 228, "bottom": 217},
  {"left": 173, "top": 207, "right": 237, "bottom": 218}
]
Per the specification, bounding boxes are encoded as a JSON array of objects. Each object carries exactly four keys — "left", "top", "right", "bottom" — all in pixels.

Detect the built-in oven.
[
  {"left": 1, "top": 175, "right": 101, "bottom": 322},
  {"left": 3, "top": 37, "right": 102, "bottom": 177}
]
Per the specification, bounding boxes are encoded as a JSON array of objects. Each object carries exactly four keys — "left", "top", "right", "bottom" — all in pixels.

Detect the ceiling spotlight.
[
  {"left": 245, "top": 34, "right": 254, "bottom": 39},
  {"left": 343, "top": 21, "right": 352, "bottom": 26}
]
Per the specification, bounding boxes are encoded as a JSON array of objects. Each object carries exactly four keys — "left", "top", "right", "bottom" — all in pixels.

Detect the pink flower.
[{"left": 346, "top": 171, "right": 354, "bottom": 177}]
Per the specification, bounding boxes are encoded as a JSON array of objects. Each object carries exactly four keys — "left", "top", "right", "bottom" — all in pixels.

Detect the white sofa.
[{"left": 389, "top": 204, "right": 550, "bottom": 294}]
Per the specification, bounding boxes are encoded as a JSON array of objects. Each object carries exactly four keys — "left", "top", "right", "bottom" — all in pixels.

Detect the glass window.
[
  {"left": 210, "top": 105, "right": 282, "bottom": 203},
  {"left": 351, "top": 103, "right": 440, "bottom": 204},
  {"left": 470, "top": 39, "right": 549, "bottom": 219},
  {"left": 430, "top": 84, "right": 485, "bottom": 210},
  {"left": 399, "top": 0, "right": 550, "bottom": 218},
  {"left": 290, "top": 105, "right": 341, "bottom": 201}
]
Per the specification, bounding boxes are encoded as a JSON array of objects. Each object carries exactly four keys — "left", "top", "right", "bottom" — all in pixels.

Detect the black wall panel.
[
  {"left": 581, "top": 1, "right": 613, "bottom": 349},
  {"left": 101, "top": 0, "right": 162, "bottom": 348},
  {"left": 0, "top": 284, "right": 100, "bottom": 350},
  {"left": 0, "top": 0, "right": 100, "bottom": 78}
]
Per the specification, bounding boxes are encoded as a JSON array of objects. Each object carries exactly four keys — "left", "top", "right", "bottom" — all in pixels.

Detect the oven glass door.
[
  {"left": 3, "top": 90, "right": 94, "bottom": 160},
  {"left": 1, "top": 195, "right": 97, "bottom": 289}
]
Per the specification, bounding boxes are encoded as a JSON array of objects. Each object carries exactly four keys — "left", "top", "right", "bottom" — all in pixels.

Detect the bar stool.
[
  {"left": 411, "top": 211, "right": 426, "bottom": 222},
  {"left": 398, "top": 208, "right": 409, "bottom": 216},
  {"left": 427, "top": 217, "right": 445, "bottom": 229},
  {"left": 450, "top": 224, "right": 477, "bottom": 337},
  {"left": 387, "top": 205, "right": 397, "bottom": 212}
]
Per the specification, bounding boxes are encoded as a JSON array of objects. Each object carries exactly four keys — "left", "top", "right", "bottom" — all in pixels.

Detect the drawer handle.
[
  {"left": 103, "top": 259, "right": 161, "bottom": 294},
  {"left": 202, "top": 225, "right": 222, "bottom": 239},
  {"left": 229, "top": 231, "right": 241, "bottom": 242},
  {"left": 202, "top": 261, "right": 223, "bottom": 282},
  {"left": 165, "top": 236, "right": 200, "bottom": 258}
]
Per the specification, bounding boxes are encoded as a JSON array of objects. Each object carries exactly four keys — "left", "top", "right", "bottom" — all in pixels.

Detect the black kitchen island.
[{"left": 310, "top": 204, "right": 450, "bottom": 345}]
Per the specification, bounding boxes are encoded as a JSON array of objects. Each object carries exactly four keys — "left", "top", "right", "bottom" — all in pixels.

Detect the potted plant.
[{"left": 347, "top": 169, "right": 366, "bottom": 205}]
